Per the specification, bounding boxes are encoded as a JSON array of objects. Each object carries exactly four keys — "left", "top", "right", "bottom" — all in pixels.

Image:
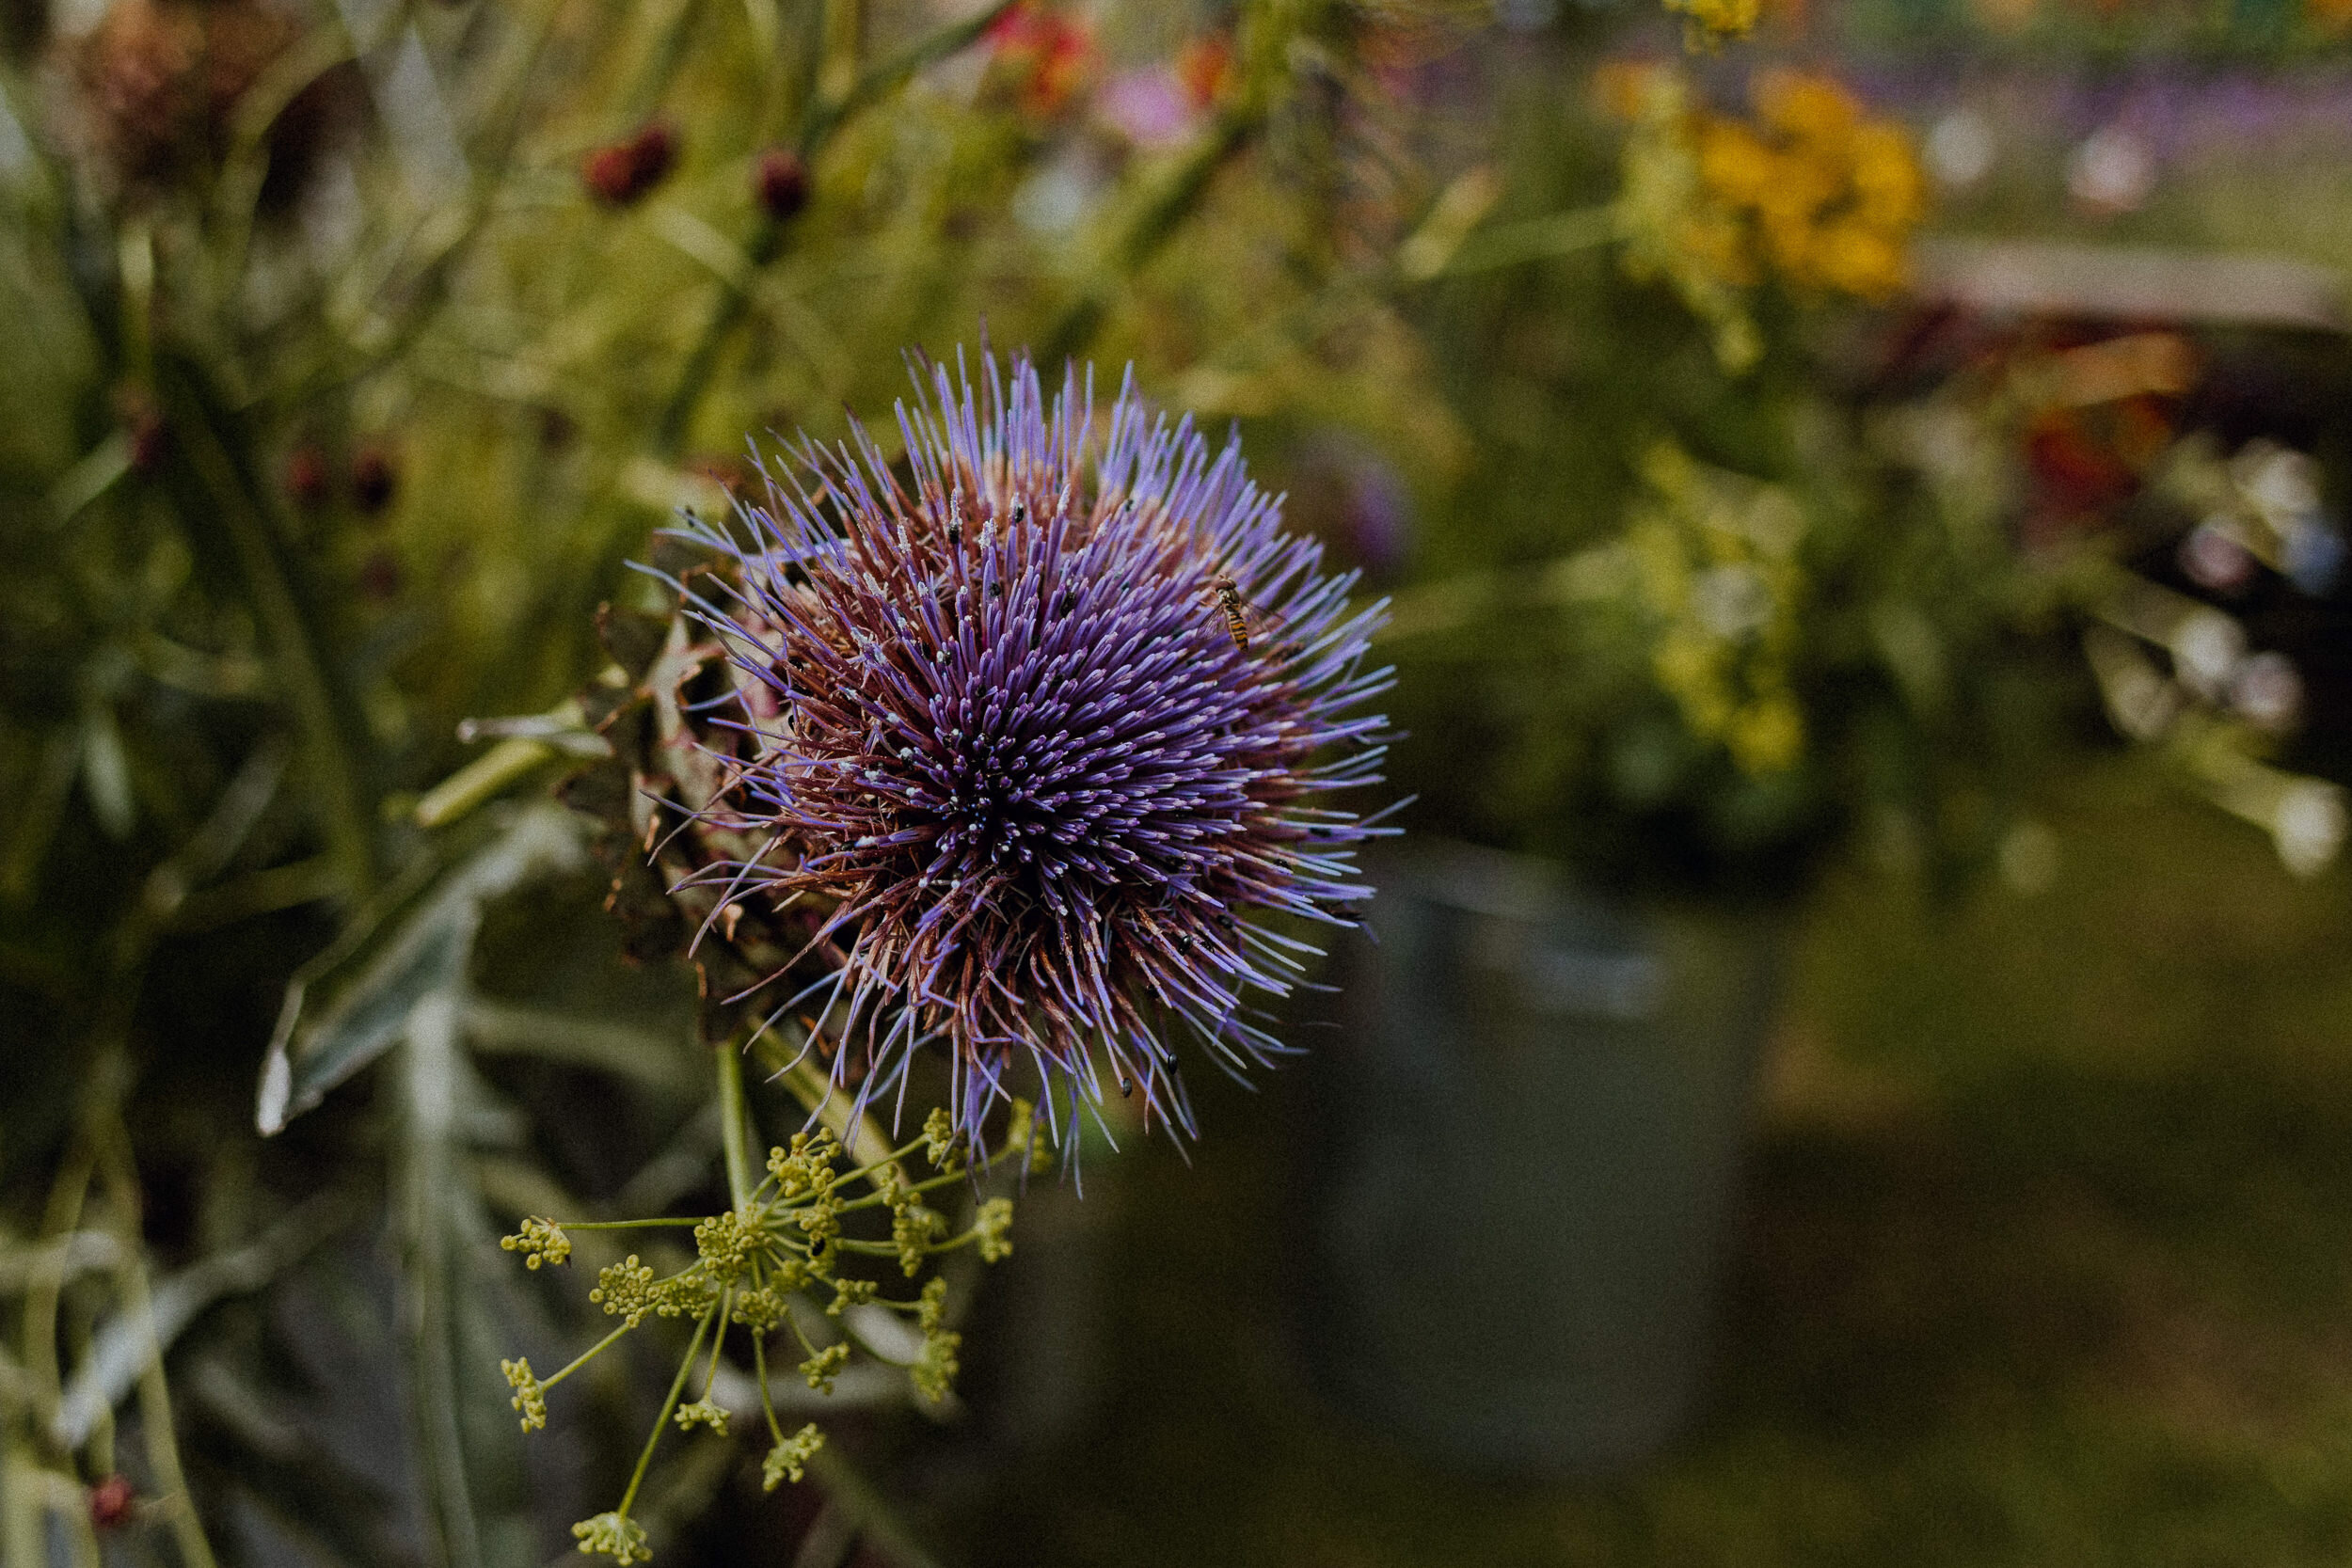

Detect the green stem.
[
  {"left": 652, "top": 217, "right": 786, "bottom": 457},
  {"left": 834, "top": 1165, "right": 968, "bottom": 1213},
  {"left": 1040, "top": 109, "right": 1256, "bottom": 368},
  {"left": 916, "top": 1227, "right": 987, "bottom": 1256},
  {"left": 538, "top": 1322, "right": 635, "bottom": 1392},
  {"left": 412, "top": 739, "right": 559, "bottom": 831},
  {"left": 654, "top": 0, "right": 1020, "bottom": 453},
  {"left": 620, "top": 0, "right": 706, "bottom": 122},
  {"left": 21, "top": 1142, "right": 95, "bottom": 1449},
  {"left": 93, "top": 1107, "right": 218, "bottom": 1568},
  {"left": 1430, "top": 204, "right": 1615, "bottom": 277},
  {"left": 795, "top": 0, "right": 1017, "bottom": 157},
  {"left": 155, "top": 361, "right": 376, "bottom": 899},
  {"left": 716, "top": 1045, "right": 756, "bottom": 1209},
  {"left": 617, "top": 1309, "right": 713, "bottom": 1519},
  {"left": 700, "top": 1292, "right": 730, "bottom": 1399},
  {"left": 752, "top": 1334, "right": 786, "bottom": 1445}
]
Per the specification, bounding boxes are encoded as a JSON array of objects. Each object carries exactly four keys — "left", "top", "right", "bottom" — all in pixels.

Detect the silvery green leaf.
[{"left": 256, "top": 801, "right": 588, "bottom": 1135}]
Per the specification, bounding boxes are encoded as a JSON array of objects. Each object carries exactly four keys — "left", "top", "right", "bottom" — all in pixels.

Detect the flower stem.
[
  {"left": 539, "top": 1322, "right": 635, "bottom": 1392},
  {"left": 716, "top": 1045, "right": 756, "bottom": 1209},
  {"left": 753, "top": 1333, "right": 785, "bottom": 1446},
  {"left": 701, "top": 1293, "right": 730, "bottom": 1400},
  {"left": 92, "top": 1103, "right": 218, "bottom": 1568},
  {"left": 618, "top": 1308, "right": 713, "bottom": 1519}
]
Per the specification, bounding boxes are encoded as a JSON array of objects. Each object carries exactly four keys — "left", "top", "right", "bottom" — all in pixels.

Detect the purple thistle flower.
[{"left": 666, "top": 350, "right": 1395, "bottom": 1149}]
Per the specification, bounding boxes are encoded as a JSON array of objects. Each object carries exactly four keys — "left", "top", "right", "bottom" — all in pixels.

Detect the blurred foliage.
[
  {"left": 0, "top": 0, "right": 1462, "bottom": 1561},
  {"left": 1376, "top": 21, "right": 2348, "bottom": 896}
]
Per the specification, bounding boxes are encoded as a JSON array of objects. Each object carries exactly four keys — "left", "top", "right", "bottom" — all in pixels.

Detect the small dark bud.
[
  {"left": 753, "top": 148, "right": 809, "bottom": 222},
  {"left": 585, "top": 122, "right": 677, "bottom": 207},
  {"left": 285, "top": 446, "right": 330, "bottom": 509},
  {"left": 351, "top": 443, "right": 397, "bottom": 515},
  {"left": 88, "top": 1476, "right": 135, "bottom": 1530},
  {"left": 628, "top": 122, "right": 676, "bottom": 186}
]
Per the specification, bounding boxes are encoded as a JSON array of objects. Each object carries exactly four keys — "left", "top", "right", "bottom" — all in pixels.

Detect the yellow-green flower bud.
[
  {"left": 761, "top": 1424, "right": 825, "bottom": 1491},
  {"left": 501, "top": 1356, "right": 548, "bottom": 1432},
  {"left": 799, "top": 1341, "right": 850, "bottom": 1393},
  {"left": 976, "top": 1197, "right": 1014, "bottom": 1263},
  {"left": 571, "top": 1512, "right": 650, "bottom": 1564},
  {"left": 672, "top": 1399, "right": 728, "bottom": 1435},
  {"left": 500, "top": 1217, "right": 572, "bottom": 1270}
]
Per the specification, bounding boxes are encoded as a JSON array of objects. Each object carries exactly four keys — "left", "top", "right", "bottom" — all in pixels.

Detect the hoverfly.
[{"left": 1205, "top": 573, "right": 1286, "bottom": 655}]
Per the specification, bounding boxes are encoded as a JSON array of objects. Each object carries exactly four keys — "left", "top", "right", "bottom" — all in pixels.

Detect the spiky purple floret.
[{"left": 668, "top": 350, "right": 1394, "bottom": 1148}]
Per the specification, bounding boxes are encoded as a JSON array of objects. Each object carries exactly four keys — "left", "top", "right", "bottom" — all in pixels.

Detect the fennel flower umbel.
[{"left": 670, "top": 351, "right": 1393, "bottom": 1148}]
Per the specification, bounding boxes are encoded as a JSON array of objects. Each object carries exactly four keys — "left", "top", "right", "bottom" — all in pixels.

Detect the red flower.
[{"left": 987, "top": 3, "right": 1094, "bottom": 119}]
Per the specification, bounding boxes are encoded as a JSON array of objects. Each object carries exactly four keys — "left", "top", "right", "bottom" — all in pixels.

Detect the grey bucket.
[{"left": 1307, "top": 839, "right": 1784, "bottom": 1472}]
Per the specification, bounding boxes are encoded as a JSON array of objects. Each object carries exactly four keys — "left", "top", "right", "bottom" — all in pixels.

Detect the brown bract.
[{"left": 564, "top": 546, "right": 831, "bottom": 1050}]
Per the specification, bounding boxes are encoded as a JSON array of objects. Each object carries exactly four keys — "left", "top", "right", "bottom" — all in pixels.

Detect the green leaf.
[{"left": 256, "top": 802, "right": 588, "bottom": 1135}]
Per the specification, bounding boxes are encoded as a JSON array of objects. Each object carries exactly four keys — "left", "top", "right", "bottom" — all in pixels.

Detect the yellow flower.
[
  {"left": 1625, "top": 443, "right": 1810, "bottom": 775},
  {"left": 1851, "top": 123, "right": 1927, "bottom": 230},
  {"left": 1607, "top": 61, "right": 1923, "bottom": 363},
  {"left": 1809, "top": 220, "right": 1908, "bottom": 300},
  {"left": 1693, "top": 121, "right": 1779, "bottom": 208},
  {"left": 1664, "top": 0, "right": 1762, "bottom": 43},
  {"left": 1755, "top": 70, "right": 1860, "bottom": 151}
]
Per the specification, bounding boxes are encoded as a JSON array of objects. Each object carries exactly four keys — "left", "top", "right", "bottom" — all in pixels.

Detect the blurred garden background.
[{"left": 9, "top": 0, "right": 2352, "bottom": 1562}]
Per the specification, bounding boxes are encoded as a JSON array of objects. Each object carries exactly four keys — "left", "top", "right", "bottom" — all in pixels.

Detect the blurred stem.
[
  {"left": 395, "top": 990, "right": 485, "bottom": 1568},
  {"left": 804, "top": 1444, "right": 946, "bottom": 1568},
  {"left": 654, "top": 0, "right": 1018, "bottom": 453},
  {"left": 816, "top": 0, "right": 860, "bottom": 109},
  {"left": 413, "top": 738, "right": 559, "bottom": 830},
  {"left": 21, "top": 1143, "right": 96, "bottom": 1444},
  {"left": 622, "top": 0, "right": 707, "bottom": 121},
  {"left": 89, "top": 1102, "right": 218, "bottom": 1568},
  {"left": 1040, "top": 108, "right": 1258, "bottom": 367},
  {"left": 17, "top": 737, "right": 291, "bottom": 1544},
  {"left": 1431, "top": 204, "right": 1614, "bottom": 276},
  {"left": 655, "top": 222, "right": 780, "bottom": 457},
  {"left": 796, "top": 0, "right": 1017, "bottom": 156},
  {"left": 156, "top": 361, "right": 377, "bottom": 899},
  {"left": 292, "top": 0, "right": 563, "bottom": 406},
  {"left": 618, "top": 1308, "right": 712, "bottom": 1519},
  {"left": 716, "top": 1043, "right": 755, "bottom": 1208}
]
